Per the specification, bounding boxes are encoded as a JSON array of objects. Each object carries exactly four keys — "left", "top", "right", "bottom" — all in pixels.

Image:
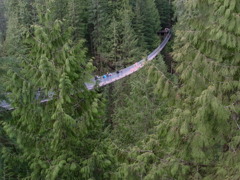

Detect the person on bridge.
[
  {"left": 165, "top": 28, "right": 170, "bottom": 33},
  {"left": 103, "top": 74, "right": 107, "bottom": 79},
  {"left": 95, "top": 75, "right": 100, "bottom": 80},
  {"left": 106, "top": 72, "right": 112, "bottom": 77}
]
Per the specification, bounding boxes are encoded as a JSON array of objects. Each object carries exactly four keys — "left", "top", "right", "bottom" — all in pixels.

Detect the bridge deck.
[
  {"left": 0, "top": 32, "right": 171, "bottom": 111},
  {"left": 85, "top": 32, "right": 171, "bottom": 90}
]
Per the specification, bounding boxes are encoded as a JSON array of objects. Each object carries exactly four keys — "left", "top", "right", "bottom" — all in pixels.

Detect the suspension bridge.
[{"left": 0, "top": 32, "right": 171, "bottom": 111}]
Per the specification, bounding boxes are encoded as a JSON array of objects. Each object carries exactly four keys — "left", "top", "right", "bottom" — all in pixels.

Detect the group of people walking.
[{"left": 95, "top": 72, "right": 114, "bottom": 80}]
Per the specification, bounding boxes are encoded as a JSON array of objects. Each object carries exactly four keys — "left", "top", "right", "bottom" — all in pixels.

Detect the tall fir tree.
[
  {"left": 4, "top": 0, "right": 38, "bottom": 55},
  {"left": 104, "top": 0, "right": 240, "bottom": 179},
  {"left": 88, "top": 0, "right": 109, "bottom": 73},
  {"left": 167, "top": 0, "right": 240, "bottom": 178},
  {"left": 2, "top": 2, "right": 114, "bottom": 179},
  {"left": 116, "top": 0, "right": 240, "bottom": 179},
  {"left": 0, "top": 0, "right": 7, "bottom": 96},
  {"left": 131, "top": 0, "right": 161, "bottom": 51},
  {"left": 66, "top": 0, "right": 89, "bottom": 41},
  {"left": 105, "top": 0, "right": 141, "bottom": 69},
  {"left": 89, "top": 0, "right": 142, "bottom": 72},
  {"left": 155, "top": 0, "right": 173, "bottom": 28},
  {"left": 0, "top": 0, "right": 6, "bottom": 45},
  {"left": 111, "top": 57, "right": 169, "bottom": 147}
]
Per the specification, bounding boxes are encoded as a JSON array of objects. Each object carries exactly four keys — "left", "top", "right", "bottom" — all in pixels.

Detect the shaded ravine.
[{"left": 0, "top": 32, "right": 171, "bottom": 111}]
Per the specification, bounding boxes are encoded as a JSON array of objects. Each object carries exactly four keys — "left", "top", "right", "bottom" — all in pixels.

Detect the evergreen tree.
[
  {"left": 105, "top": 0, "right": 240, "bottom": 179},
  {"left": 0, "top": 0, "right": 6, "bottom": 45},
  {"left": 141, "top": 0, "right": 161, "bottom": 50},
  {"left": 117, "top": 0, "right": 240, "bottom": 179},
  {"left": 66, "top": 0, "right": 89, "bottom": 41},
  {"left": 89, "top": 0, "right": 141, "bottom": 72},
  {"left": 2, "top": 3, "right": 113, "bottom": 179},
  {"left": 167, "top": 1, "right": 240, "bottom": 178},
  {"left": 110, "top": 57, "right": 176, "bottom": 180},
  {"left": 131, "top": 0, "right": 161, "bottom": 50},
  {"left": 3, "top": 0, "right": 238, "bottom": 179},
  {"left": 119, "top": 0, "right": 141, "bottom": 64},
  {"left": 50, "top": 0, "right": 68, "bottom": 20},
  {"left": 111, "top": 57, "right": 168, "bottom": 147},
  {"left": 88, "top": 0, "right": 109, "bottom": 72},
  {"left": 105, "top": 0, "right": 141, "bottom": 69},
  {"left": 0, "top": 0, "right": 7, "bottom": 96},
  {"left": 4, "top": 0, "right": 38, "bottom": 55},
  {"left": 155, "top": 0, "right": 173, "bottom": 28}
]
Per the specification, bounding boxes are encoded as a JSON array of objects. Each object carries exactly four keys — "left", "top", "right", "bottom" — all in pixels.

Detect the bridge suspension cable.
[{"left": 0, "top": 32, "right": 171, "bottom": 111}]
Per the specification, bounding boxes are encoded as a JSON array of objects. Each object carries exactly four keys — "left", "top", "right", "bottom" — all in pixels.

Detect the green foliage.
[
  {"left": 112, "top": 57, "right": 169, "bottom": 147},
  {"left": 126, "top": 0, "right": 240, "bottom": 179},
  {"left": 103, "top": 0, "right": 142, "bottom": 68},
  {"left": 88, "top": 0, "right": 142, "bottom": 73},
  {"left": 4, "top": 0, "right": 238, "bottom": 179},
  {"left": 0, "top": 0, "right": 6, "bottom": 46},
  {"left": 4, "top": 0, "right": 38, "bottom": 55},
  {"left": 2, "top": 4, "right": 109, "bottom": 179},
  {"left": 107, "top": 0, "right": 240, "bottom": 179},
  {"left": 0, "top": 57, "right": 17, "bottom": 98},
  {"left": 66, "top": 0, "right": 89, "bottom": 40},
  {"left": 155, "top": 0, "right": 174, "bottom": 28},
  {"left": 89, "top": 0, "right": 161, "bottom": 73},
  {"left": 131, "top": 0, "right": 161, "bottom": 50}
]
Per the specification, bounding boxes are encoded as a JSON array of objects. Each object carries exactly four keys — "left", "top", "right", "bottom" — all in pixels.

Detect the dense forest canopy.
[{"left": 0, "top": 0, "right": 239, "bottom": 179}]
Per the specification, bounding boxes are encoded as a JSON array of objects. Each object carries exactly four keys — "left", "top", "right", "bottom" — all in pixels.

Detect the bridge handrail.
[{"left": 0, "top": 32, "right": 171, "bottom": 111}]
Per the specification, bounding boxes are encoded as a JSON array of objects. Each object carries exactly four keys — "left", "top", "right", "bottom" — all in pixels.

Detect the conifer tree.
[
  {"left": 155, "top": 0, "right": 173, "bottom": 28},
  {"left": 119, "top": 0, "right": 141, "bottom": 64},
  {"left": 50, "top": 0, "right": 68, "bottom": 20},
  {"left": 0, "top": 0, "right": 6, "bottom": 45},
  {"left": 116, "top": 0, "right": 240, "bottom": 179},
  {"left": 4, "top": 0, "right": 38, "bottom": 55},
  {"left": 141, "top": 0, "right": 161, "bottom": 50},
  {"left": 131, "top": 0, "right": 161, "bottom": 50},
  {"left": 105, "top": 0, "right": 141, "bottom": 68},
  {"left": 167, "top": 1, "right": 240, "bottom": 178},
  {"left": 0, "top": 0, "right": 7, "bottom": 96},
  {"left": 111, "top": 57, "right": 168, "bottom": 147},
  {"left": 66, "top": 0, "right": 89, "bottom": 41},
  {"left": 89, "top": 0, "right": 141, "bottom": 72},
  {"left": 2, "top": 2, "right": 113, "bottom": 179},
  {"left": 130, "top": 0, "right": 146, "bottom": 50},
  {"left": 88, "top": 0, "right": 110, "bottom": 72}
]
